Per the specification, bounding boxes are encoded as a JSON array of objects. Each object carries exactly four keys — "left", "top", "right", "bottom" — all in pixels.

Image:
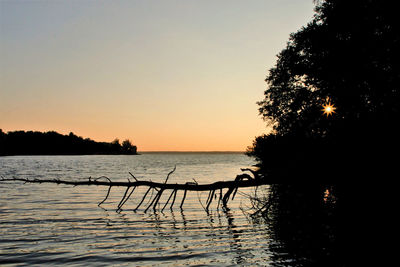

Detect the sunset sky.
[{"left": 1, "top": 0, "right": 314, "bottom": 151}]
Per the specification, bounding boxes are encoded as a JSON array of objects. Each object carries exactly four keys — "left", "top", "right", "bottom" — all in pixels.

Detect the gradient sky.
[{"left": 1, "top": 0, "right": 315, "bottom": 151}]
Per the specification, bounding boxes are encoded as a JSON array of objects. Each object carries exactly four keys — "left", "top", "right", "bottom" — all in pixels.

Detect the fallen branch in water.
[{"left": 0, "top": 167, "right": 267, "bottom": 212}]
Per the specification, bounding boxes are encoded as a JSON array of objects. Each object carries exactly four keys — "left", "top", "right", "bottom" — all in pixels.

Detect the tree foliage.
[
  {"left": 248, "top": 3, "right": 399, "bottom": 264},
  {"left": 0, "top": 130, "right": 137, "bottom": 156},
  {"left": 258, "top": 0, "right": 399, "bottom": 137},
  {"left": 249, "top": 0, "right": 399, "bottom": 182}
]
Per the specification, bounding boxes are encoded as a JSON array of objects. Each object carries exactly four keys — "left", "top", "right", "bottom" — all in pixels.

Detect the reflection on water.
[{"left": 0, "top": 154, "right": 286, "bottom": 266}]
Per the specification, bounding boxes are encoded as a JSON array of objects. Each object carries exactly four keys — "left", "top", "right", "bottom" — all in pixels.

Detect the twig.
[
  {"left": 164, "top": 165, "right": 176, "bottom": 184},
  {"left": 206, "top": 190, "right": 213, "bottom": 205},
  {"left": 180, "top": 189, "right": 187, "bottom": 210},
  {"left": 206, "top": 190, "right": 215, "bottom": 211},
  {"left": 152, "top": 189, "right": 164, "bottom": 212},
  {"left": 128, "top": 172, "right": 139, "bottom": 182},
  {"left": 217, "top": 188, "right": 222, "bottom": 210},
  {"left": 96, "top": 176, "right": 113, "bottom": 206},
  {"left": 232, "top": 187, "right": 239, "bottom": 200},
  {"left": 144, "top": 189, "right": 162, "bottom": 213},
  {"left": 118, "top": 186, "right": 136, "bottom": 210},
  {"left": 222, "top": 186, "right": 235, "bottom": 207},
  {"left": 117, "top": 186, "right": 131, "bottom": 210},
  {"left": 161, "top": 189, "right": 175, "bottom": 212},
  {"left": 98, "top": 185, "right": 112, "bottom": 206},
  {"left": 133, "top": 187, "right": 152, "bottom": 211},
  {"left": 197, "top": 191, "right": 207, "bottom": 212},
  {"left": 170, "top": 189, "right": 177, "bottom": 210}
]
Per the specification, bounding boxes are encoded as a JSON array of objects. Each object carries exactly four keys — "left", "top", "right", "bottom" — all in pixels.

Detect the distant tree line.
[{"left": 0, "top": 130, "right": 137, "bottom": 156}]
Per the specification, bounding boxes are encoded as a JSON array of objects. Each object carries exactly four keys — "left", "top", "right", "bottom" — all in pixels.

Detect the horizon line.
[{"left": 139, "top": 151, "right": 246, "bottom": 153}]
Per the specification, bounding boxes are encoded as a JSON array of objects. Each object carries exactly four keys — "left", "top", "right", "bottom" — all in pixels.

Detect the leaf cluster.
[
  {"left": 250, "top": 0, "right": 400, "bottom": 182},
  {"left": 258, "top": 0, "right": 399, "bottom": 136}
]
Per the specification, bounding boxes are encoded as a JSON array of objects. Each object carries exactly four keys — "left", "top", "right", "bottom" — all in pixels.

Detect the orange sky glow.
[{"left": 0, "top": 0, "right": 315, "bottom": 151}]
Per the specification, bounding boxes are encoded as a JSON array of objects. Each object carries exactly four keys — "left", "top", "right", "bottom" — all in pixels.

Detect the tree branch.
[{"left": 1, "top": 167, "right": 269, "bottom": 212}]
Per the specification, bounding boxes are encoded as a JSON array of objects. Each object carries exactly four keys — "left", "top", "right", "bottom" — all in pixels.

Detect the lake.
[{"left": 0, "top": 153, "right": 293, "bottom": 266}]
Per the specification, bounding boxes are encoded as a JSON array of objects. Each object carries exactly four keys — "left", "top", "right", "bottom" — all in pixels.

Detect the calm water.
[{"left": 0, "top": 153, "right": 291, "bottom": 266}]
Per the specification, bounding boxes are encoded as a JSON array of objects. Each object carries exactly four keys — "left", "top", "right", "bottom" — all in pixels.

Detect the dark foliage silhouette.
[
  {"left": 256, "top": 0, "right": 399, "bottom": 137},
  {"left": 0, "top": 130, "right": 137, "bottom": 156},
  {"left": 248, "top": 0, "right": 399, "bottom": 265}
]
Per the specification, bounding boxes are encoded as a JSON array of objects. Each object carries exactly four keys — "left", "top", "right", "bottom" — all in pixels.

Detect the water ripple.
[{"left": 0, "top": 154, "right": 278, "bottom": 266}]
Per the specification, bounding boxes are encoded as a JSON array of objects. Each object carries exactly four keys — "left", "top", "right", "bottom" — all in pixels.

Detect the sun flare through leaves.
[{"left": 322, "top": 98, "right": 336, "bottom": 117}]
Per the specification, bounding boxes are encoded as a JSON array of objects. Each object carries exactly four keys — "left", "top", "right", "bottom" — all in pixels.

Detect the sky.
[{"left": 0, "top": 0, "right": 315, "bottom": 151}]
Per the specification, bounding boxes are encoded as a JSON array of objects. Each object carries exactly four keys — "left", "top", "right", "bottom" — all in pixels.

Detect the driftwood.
[{"left": 0, "top": 168, "right": 267, "bottom": 212}]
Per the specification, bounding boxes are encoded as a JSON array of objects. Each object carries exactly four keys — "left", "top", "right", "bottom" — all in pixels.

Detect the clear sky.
[{"left": 1, "top": 0, "right": 315, "bottom": 151}]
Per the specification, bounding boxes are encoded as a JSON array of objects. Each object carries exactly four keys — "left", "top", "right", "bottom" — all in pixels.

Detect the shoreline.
[{"left": 1, "top": 151, "right": 245, "bottom": 157}]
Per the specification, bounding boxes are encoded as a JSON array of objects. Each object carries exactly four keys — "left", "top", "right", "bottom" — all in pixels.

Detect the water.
[{"left": 0, "top": 153, "right": 289, "bottom": 266}]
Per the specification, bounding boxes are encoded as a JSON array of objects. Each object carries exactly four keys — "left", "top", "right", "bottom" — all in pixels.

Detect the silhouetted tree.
[
  {"left": 258, "top": 0, "right": 398, "bottom": 136},
  {"left": 249, "top": 0, "right": 399, "bottom": 181},
  {"left": 111, "top": 138, "right": 120, "bottom": 146},
  {"left": 0, "top": 129, "right": 5, "bottom": 155},
  {"left": 0, "top": 130, "right": 138, "bottom": 156},
  {"left": 121, "top": 139, "right": 137, "bottom": 154},
  {"left": 248, "top": 1, "right": 399, "bottom": 265}
]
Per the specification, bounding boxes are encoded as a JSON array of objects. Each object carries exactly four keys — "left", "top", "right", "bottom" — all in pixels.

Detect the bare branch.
[
  {"left": 117, "top": 186, "right": 131, "bottom": 210},
  {"left": 180, "top": 189, "right": 187, "bottom": 210},
  {"left": 170, "top": 189, "right": 177, "bottom": 210},
  {"left": 118, "top": 186, "right": 136, "bottom": 211},
  {"left": 98, "top": 185, "right": 112, "bottom": 206},
  {"left": 1, "top": 167, "right": 270, "bottom": 213},
  {"left": 206, "top": 190, "right": 215, "bottom": 211},
  {"left": 133, "top": 187, "right": 152, "bottom": 211},
  {"left": 128, "top": 172, "right": 139, "bottom": 182},
  {"left": 164, "top": 165, "right": 176, "bottom": 184},
  {"left": 161, "top": 189, "right": 176, "bottom": 212}
]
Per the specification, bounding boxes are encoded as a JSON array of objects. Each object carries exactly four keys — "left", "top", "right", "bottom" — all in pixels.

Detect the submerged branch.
[
  {"left": 1, "top": 167, "right": 267, "bottom": 212},
  {"left": 0, "top": 176, "right": 265, "bottom": 191}
]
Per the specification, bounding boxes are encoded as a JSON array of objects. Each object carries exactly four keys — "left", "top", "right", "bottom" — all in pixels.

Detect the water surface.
[{"left": 0, "top": 153, "right": 290, "bottom": 266}]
